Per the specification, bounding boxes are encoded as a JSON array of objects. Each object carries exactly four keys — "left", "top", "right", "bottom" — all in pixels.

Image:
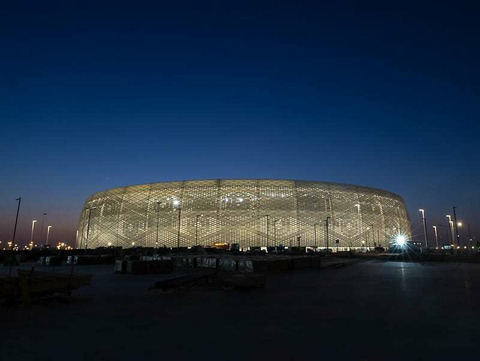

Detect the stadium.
[{"left": 77, "top": 179, "right": 411, "bottom": 250}]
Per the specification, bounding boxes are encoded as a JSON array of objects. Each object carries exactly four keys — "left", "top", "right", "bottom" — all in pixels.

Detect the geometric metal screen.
[{"left": 77, "top": 179, "right": 411, "bottom": 250}]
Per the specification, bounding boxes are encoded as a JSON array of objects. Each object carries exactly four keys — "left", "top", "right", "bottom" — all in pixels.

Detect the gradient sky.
[{"left": 1, "top": 0, "right": 479, "bottom": 247}]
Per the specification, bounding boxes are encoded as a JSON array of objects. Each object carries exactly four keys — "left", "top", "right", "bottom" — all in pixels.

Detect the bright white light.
[
  {"left": 395, "top": 235, "right": 406, "bottom": 246},
  {"left": 237, "top": 197, "right": 243, "bottom": 202},
  {"left": 172, "top": 200, "right": 180, "bottom": 206}
]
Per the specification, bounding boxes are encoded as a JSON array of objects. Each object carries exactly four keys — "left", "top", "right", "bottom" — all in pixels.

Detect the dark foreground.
[{"left": 1, "top": 260, "right": 479, "bottom": 360}]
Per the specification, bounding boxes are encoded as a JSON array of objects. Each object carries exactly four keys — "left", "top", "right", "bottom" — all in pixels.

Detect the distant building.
[{"left": 77, "top": 179, "right": 411, "bottom": 250}]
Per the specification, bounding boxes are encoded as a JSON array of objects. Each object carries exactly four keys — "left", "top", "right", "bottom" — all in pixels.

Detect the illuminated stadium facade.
[{"left": 77, "top": 179, "right": 411, "bottom": 250}]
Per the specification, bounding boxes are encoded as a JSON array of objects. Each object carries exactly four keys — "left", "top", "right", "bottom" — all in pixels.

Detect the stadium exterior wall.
[{"left": 77, "top": 179, "right": 411, "bottom": 250}]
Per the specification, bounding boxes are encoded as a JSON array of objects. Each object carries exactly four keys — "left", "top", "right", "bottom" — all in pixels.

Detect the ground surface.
[{"left": 1, "top": 259, "right": 479, "bottom": 360}]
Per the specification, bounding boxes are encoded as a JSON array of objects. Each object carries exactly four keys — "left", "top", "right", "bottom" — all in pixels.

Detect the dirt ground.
[{"left": 1, "top": 259, "right": 479, "bottom": 361}]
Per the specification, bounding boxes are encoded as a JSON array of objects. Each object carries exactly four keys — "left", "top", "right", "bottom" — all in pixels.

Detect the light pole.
[
  {"left": 266, "top": 215, "right": 269, "bottom": 248},
  {"left": 370, "top": 224, "right": 374, "bottom": 246},
  {"left": 156, "top": 201, "right": 162, "bottom": 248},
  {"left": 40, "top": 213, "right": 47, "bottom": 246},
  {"left": 195, "top": 214, "right": 203, "bottom": 246},
  {"left": 30, "top": 220, "right": 37, "bottom": 249},
  {"left": 457, "top": 221, "right": 463, "bottom": 248},
  {"left": 85, "top": 206, "right": 97, "bottom": 250},
  {"left": 432, "top": 225, "right": 439, "bottom": 248},
  {"left": 419, "top": 209, "right": 428, "bottom": 248},
  {"left": 176, "top": 206, "right": 182, "bottom": 248},
  {"left": 449, "top": 221, "right": 455, "bottom": 247},
  {"left": 314, "top": 222, "right": 318, "bottom": 248},
  {"left": 173, "top": 199, "right": 181, "bottom": 248},
  {"left": 366, "top": 227, "right": 370, "bottom": 251},
  {"left": 355, "top": 204, "right": 362, "bottom": 246},
  {"left": 446, "top": 215, "right": 455, "bottom": 247},
  {"left": 46, "top": 226, "right": 52, "bottom": 245},
  {"left": 11, "top": 197, "right": 21, "bottom": 251},
  {"left": 453, "top": 206, "right": 460, "bottom": 247},
  {"left": 273, "top": 219, "right": 279, "bottom": 246},
  {"left": 326, "top": 216, "right": 331, "bottom": 252},
  {"left": 468, "top": 224, "right": 472, "bottom": 248},
  {"left": 260, "top": 215, "right": 269, "bottom": 248}
]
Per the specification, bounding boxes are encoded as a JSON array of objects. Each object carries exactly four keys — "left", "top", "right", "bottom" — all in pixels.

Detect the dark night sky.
[{"left": 0, "top": 0, "right": 479, "bottom": 247}]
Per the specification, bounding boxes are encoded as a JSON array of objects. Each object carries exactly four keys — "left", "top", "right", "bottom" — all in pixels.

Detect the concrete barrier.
[
  {"left": 45, "top": 256, "right": 62, "bottom": 266},
  {"left": 126, "top": 260, "right": 173, "bottom": 274},
  {"left": 218, "top": 258, "right": 237, "bottom": 272},
  {"left": 237, "top": 259, "right": 254, "bottom": 273},
  {"left": 197, "top": 257, "right": 218, "bottom": 269}
]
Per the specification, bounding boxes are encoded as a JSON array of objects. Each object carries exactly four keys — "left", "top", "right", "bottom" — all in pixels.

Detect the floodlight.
[{"left": 395, "top": 235, "right": 406, "bottom": 246}]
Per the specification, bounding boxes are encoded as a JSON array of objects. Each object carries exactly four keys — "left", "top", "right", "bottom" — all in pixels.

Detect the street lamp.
[
  {"left": 260, "top": 215, "right": 269, "bottom": 248},
  {"left": 419, "top": 209, "right": 428, "bottom": 248},
  {"left": 453, "top": 206, "right": 460, "bottom": 247},
  {"left": 30, "top": 220, "right": 37, "bottom": 249},
  {"left": 446, "top": 215, "right": 455, "bottom": 247},
  {"left": 85, "top": 206, "right": 97, "bottom": 250},
  {"left": 467, "top": 224, "right": 472, "bottom": 247},
  {"left": 326, "top": 216, "right": 331, "bottom": 252},
  {"left": 355, "top": 204, "right": 361, "bottom": 245},
  {"left": 40, "top": 213, "right": 47, "bottom": 246},
  {"left": 449, "top": 221, "right": 455, "bottom": 245},
  {"left": 370, "top": 224, "right": 375, "bottom": 246},
  {"left": 432, "top": 225, "right": 439, "bottom": 248},
  {"left": 11, "top": 197, "right": 21, "bottom": 251},
  {"left": 173, "top": 200, "right": 181, "bottom": 248},
  {"left": 366, "top": 226, "right": 370, "bottom": 250},
  {"left": 195, "top": 214, "right": 203, "bottom": 246},
  {"left": 273, "top": 219, "right": 279, "bottom": 246},
  {"left": 155, "top": 201, "right": 163, "bottom": 248},
  {"left": 46, "top": 226, "right": 52, "bottom": 245}
]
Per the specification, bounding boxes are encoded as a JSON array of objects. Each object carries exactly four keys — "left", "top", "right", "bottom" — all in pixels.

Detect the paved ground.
[{"left": 1, "top": 259, "right": 479, "bottom": 360}]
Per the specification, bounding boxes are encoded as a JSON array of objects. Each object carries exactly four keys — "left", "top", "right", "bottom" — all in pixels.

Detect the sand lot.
[{"left": 1, "top": 260, "right": 479, "bottom": 360}]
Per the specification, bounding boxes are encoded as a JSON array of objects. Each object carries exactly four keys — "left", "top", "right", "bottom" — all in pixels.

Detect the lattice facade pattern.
[{"left": 77, "top": 180, "right": 411, "bottom": 249}]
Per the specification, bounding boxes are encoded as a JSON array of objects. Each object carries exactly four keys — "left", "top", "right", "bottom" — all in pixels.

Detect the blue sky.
[{"left": 0, "top": 0, "right": 478, "bottom": 246}]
